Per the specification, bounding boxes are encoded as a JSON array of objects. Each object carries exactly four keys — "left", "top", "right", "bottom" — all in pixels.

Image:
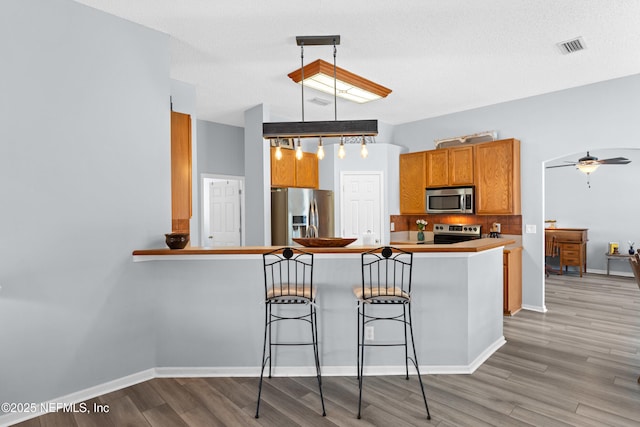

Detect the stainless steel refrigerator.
[{"left": 271, "top": 188, "right": 335, "bottom": 246}]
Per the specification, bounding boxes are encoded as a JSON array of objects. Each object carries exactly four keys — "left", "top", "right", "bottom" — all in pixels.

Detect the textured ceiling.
[{"left": 73, "top": 0, "right": 640, "bottom": 127}]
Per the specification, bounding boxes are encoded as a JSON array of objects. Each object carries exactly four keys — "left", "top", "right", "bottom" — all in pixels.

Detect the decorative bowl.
[
  {"left": 165, "top": 232, "right": 190, "bottom": 249},
  {"left": 292, "top": 237, "right": 357, "bottom": 248}
]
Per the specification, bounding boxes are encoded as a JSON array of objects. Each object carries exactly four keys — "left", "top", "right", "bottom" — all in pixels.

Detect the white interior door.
[
  {"left": 208, "top": 179, "right": 241, "bottom": 246},
  {"left": 341, "top": 172, "right": 383, "bottom": 245}
]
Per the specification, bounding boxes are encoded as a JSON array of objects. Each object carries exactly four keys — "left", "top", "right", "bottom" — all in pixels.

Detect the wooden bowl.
[{"left": 292, "top": 237, "right": 357, "bottom": 247}]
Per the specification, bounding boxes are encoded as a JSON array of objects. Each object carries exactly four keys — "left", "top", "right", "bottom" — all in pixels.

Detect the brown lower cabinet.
[{"left": 503, "top": 247, "right": 522, "bottom": 316}]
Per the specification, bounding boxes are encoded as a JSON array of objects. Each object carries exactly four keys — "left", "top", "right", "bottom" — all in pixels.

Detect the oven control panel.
[{"left": 433, "top": 223, "right": 482, "bottom": 236}]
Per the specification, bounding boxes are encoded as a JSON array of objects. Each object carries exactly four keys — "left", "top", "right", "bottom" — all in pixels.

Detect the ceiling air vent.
[
  {"left": 557, "top": 37, "right": 586, "bottom": 54},
  {"left": 308, "top": 97, "right": 331, "bottom": 106}
]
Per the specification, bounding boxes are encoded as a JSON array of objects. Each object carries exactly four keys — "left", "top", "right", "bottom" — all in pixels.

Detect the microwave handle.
[{"left": 461, "top": 194, "right": 465, "bottom": 209}]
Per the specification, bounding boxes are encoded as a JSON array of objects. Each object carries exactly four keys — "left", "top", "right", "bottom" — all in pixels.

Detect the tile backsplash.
[{"left": 390, "top": 214, "right": 522, "bottom": 236}]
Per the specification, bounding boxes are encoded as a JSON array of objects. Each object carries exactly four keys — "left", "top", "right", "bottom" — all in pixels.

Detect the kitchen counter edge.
[{"left": 132, "top": 237, "right": 515, "bottom": 256}]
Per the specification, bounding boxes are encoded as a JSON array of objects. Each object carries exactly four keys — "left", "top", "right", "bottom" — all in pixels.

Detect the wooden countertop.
[{"left": 133, "top": 237, "right": 515, "bottom": 256}]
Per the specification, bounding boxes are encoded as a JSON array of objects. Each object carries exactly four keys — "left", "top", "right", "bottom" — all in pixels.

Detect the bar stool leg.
[
  {"left": 255, "top": 303, "right": 270, "bottom": 418},
  {"left": 310, "top": 304, "right": 327, "bottom": 416},
  {"left": 356, "top": 302, "right": 361, "bottom": 382},
  {"left": 403, "top": 305, "right": 409, "bottom": 380},
  {"left": 357, "top": 302, "right": 366, "bottom": 419},
  {"left": 407, "top": 303, "right": 431, "bottom": 420}
]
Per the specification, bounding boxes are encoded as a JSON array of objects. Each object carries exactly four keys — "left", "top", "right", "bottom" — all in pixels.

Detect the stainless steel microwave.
[{"left": 426, "top": 186, "right": 474, "bottom": 214}]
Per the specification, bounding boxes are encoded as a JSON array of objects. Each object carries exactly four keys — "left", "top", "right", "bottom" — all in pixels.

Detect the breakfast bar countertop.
[
  {"left": 132, "top": 237, "right": 515, "bottom": 257},
  {"left": 130, "top": 236, "right": 508, "bottom": 373}
]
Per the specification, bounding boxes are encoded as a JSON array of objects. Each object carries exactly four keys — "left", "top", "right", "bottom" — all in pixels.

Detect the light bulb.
[
  {"left": 296, "top": 144, "right": 303, "bottom": 160},
  {"left": 317, "top": 139, "right": 325, "bottom": 160},
  {"left": 338, "top": 142, "right": 346, "bottom": 159},
  {"left": 360, "top": 141, "right": 368, "bottom": 158},
  {"left": 275, "top": 145, "right": 282, "bottom": 160}
]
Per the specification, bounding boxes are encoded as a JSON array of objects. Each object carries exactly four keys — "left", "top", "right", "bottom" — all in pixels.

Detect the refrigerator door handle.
[{"left": 306, "top": 199, "right": 318, "bottom": 238}]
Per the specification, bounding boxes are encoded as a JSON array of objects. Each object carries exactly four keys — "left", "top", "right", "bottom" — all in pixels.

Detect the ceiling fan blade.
[
  {"left": 596, "top": 157, "right": 631, "bottom": 165},
  {"left": 546, "top": 163, "right": 577, "bottom": 169}
]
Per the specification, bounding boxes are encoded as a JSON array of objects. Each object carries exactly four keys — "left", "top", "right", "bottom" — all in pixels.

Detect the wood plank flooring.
[{"left": 12, "top": 273, "right": 640, "bottom": 426}]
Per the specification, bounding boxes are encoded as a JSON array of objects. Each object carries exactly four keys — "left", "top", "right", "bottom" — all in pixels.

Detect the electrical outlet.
[
  {"left": 365, "top": 326, "right": 374, "bottom": 341},
  {"left": 495, "top": 223, "right": 501, "bottom": 233},
  {"left": 390, "top": 222, "right": 395, "bottom": 231},
  {"left": 526, "top": 224, "right": 537, "bottom": 234}
]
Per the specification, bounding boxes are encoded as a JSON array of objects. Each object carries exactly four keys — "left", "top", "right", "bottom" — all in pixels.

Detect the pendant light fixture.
[
  {"left": 288, "top": 59, "right": 391, "bottom": 104},
  {"left": 360, "top": 135, "right": 368, "bottom": 158},
  {"left": 295, "top": 137, "right": 303, "bottom": 160},
  {"left": 338, "top": 137, "right": 346, "bottom": 159},
  {"left": 274, "top": 142, "right": 283, "bottom": 160},
  {"left": 316, "top": 137, "right": 325, "bottom": 160},
  {"left": 263, "top": 35, "right": 381, "bottom": 153}
]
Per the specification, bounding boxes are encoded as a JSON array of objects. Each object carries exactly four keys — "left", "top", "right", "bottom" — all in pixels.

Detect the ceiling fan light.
[{"left": 576, "top": 163, "right": 599, "bottom": 174}]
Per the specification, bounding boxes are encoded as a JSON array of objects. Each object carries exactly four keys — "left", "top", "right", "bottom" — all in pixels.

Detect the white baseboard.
[
  {"left": 522, "top": 304, "right": 548, "bottom": 313},
  {"left": 0, "top": 369, "right": 155, "bottom": 427},
  {"left": 1, "top": 339, "right": 505, "bottom": 427}
]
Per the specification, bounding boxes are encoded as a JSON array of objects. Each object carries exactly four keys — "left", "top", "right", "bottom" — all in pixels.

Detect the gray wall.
[
  {"left": 393, "top": 73, "right": 640, "bottom": 311},
  {"left": 0, "top": 0, "right": 169, "bottom": 409},
  {"left": 196, "top": 120, "right": 245, "bottom": 176}
]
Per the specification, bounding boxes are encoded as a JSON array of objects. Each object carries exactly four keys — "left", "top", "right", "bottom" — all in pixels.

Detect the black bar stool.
[
  {"left": 354, "top": 246, "right": 430, "bottom": 420},
  {"left": 255, "top": 247, "right": 326, "bottom": 418}
]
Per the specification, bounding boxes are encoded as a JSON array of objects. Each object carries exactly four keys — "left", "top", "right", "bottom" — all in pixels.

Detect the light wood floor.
[{"left": 13, "top": 273, "right": 640, "bottom": 426}]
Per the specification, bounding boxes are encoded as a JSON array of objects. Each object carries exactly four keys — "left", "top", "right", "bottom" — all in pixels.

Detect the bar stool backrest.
[
  {"left": 263, "top": 247, "right": 315, "bottom": 304},
  {"left": 360, "top": 246, "right": 413, "bottom": 303}
]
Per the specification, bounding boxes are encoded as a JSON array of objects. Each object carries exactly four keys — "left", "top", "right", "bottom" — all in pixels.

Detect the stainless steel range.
[{"left": 433, "top": 223, "right": 482, "bottom": 244}]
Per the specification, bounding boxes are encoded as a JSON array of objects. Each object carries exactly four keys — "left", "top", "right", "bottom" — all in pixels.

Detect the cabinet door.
[
  {"left": 295, "top": 152, "right": 319, "bottom": 189},
  {"left": 448, "top": 146, "right": 474, "bottom": 186},
  {"left": 503, "top": 247, "right": 522, "bottom": 316},
  {"left": 270, "top": 147, "right": 296, "bottom": 187},
  {"left": 399, "top": 152, "right": 426, "bottom": 213},
  {"left": 171, "top": 111, "right": 192, "bottom": 233},
  {"left": 425, "top": 150, "right": 449, "bottom": 187},
  {"left": 474, "top": 139, "right": 521, "bottom": 214}
]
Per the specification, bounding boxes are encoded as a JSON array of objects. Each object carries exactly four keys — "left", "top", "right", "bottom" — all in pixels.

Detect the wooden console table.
[
  {"left": 605, "top": 253, "right": 633, "bottom": 275},
  {"left": 545, "top": 228, "right": 588, "bottom": 277}
]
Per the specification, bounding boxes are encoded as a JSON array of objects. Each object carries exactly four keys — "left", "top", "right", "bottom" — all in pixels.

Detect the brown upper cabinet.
[
  {"left": 399, "top": 151, "right": 426, "bottom": 213},
  {"left": 296, "top": 152, "right": 319, "bottom": 189},
  {"left": 425, "top": 146, "right": 474, "bottom": 187},
  {"left": 270, "top": 147, "right": 318, "bottom": 189},
  {"left": 399, "top": 138, "right": 521, "bottom": 215},
  {"left": 474, "top": 138, "right": 521, "bottom": 215},
  {"left": 171, "top": 111, "right": 192, "bottom": 233}
]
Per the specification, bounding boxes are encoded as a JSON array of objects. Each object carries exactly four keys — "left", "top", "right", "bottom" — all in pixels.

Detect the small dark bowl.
[{"left": 165, "top": 233, "right": 190, "bottom": 250}]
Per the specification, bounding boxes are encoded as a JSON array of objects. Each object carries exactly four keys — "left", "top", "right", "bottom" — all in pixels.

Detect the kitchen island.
[{"left": 133, "top": 238, "right": 513, "bottom": 376}]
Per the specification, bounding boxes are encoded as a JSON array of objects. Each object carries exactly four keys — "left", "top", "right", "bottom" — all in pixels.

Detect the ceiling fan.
[{"left": 546, "top": 151, "right": 631, "bottom": 187}]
